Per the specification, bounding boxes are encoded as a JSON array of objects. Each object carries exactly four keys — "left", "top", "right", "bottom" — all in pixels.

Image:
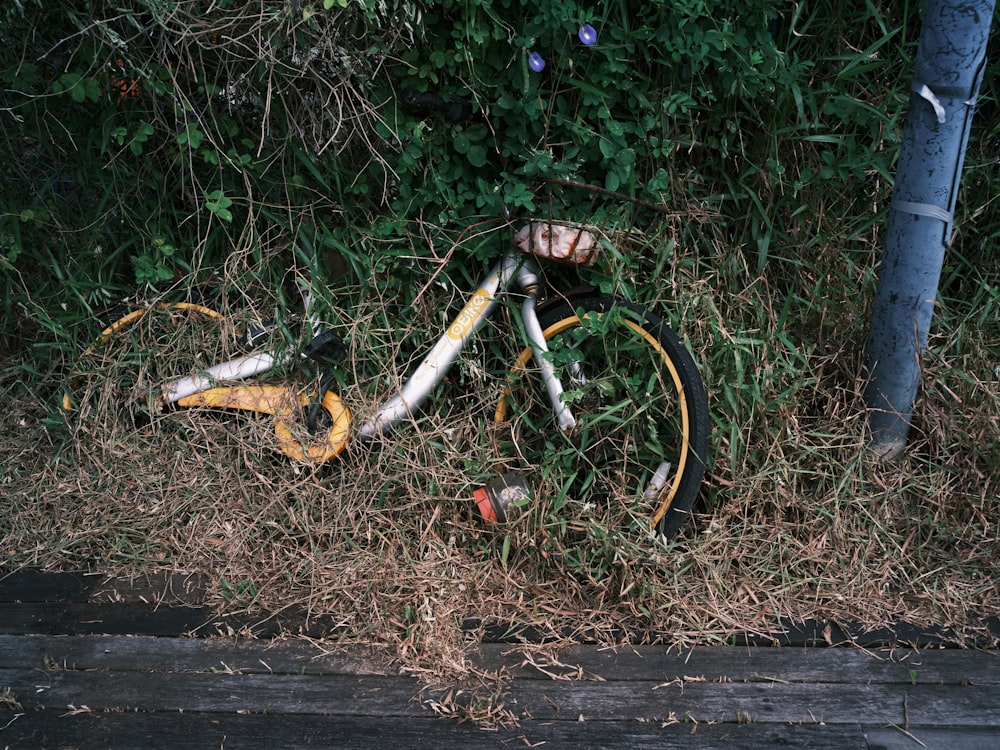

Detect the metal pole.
[{"left": 863, "top": 0, "right": 994, "bottom": 459}]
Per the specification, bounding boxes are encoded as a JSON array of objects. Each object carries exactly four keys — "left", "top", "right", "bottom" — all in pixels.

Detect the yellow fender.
[{"left": 178, "top": 385, "right": 351, "bottom": 463}]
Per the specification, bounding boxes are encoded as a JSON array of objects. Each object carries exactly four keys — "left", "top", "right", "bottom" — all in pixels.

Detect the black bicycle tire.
[{"left": 496, "top": 294, "right": 709, "bottom": 539}]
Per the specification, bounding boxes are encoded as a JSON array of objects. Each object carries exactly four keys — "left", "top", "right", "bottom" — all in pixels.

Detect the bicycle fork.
[{"left": 517, "top": 287, "right": 577, "bottom": 435}]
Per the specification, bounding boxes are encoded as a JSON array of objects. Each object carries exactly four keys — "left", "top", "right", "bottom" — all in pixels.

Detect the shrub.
[{"left": 0, "top": 0, "right": 415, "bottom": 347}]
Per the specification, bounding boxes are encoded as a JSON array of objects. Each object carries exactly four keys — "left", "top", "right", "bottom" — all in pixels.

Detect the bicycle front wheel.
[{"left": 493, "top": 295, "right": 709, "bottom": 540}]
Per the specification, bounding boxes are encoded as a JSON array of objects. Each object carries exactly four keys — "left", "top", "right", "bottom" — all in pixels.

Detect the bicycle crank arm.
[{"left": 177, "top": 385, "right": 351, "bottom": 463}]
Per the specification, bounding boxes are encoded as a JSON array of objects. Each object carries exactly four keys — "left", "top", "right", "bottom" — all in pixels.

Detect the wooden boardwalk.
[{"left": 2, "top": 573, "right": 998, "bottom": 749}]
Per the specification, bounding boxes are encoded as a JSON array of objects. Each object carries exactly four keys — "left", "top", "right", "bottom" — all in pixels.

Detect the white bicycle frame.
[{"left": 159, "top": 247, "right": 577, "bottom": 444}]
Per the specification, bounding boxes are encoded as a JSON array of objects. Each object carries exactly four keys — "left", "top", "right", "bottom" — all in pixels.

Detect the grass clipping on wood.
[{"left": 2, "top": 233, "right": 999, "bottom": 691}]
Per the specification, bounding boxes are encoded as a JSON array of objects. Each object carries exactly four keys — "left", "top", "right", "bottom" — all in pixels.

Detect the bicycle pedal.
[
  {"left": 306, "top": 329, "right": 347, "bottom": 364},
  {"left": 473, "top": 471, "right": 532, "bottom": 524}
]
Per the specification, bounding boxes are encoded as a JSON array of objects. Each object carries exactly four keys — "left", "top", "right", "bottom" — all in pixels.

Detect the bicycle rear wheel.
[
  {"left": 493, "top": 295, "right": 709, "bottom": 539},
  {"left": 62, "top": 300, "right": 235, "bottom": 425}
]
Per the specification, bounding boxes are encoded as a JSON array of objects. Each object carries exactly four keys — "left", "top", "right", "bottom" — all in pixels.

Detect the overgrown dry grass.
[{"left": 2, "top": 210, "right": 998, "bottom": 702}]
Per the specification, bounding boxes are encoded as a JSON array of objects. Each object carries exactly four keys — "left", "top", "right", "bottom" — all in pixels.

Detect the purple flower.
[
  {"left": 528, "top": 51, "right": 546, "bottom": 72},
  {"left": 578, "top": 23, "right": 597, "bottom": 46}
]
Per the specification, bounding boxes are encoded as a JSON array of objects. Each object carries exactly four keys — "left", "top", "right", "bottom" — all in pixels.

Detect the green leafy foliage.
[
  {"left": 393, "top": 0, "right": 789, "bottom": 211},
  {"left": 0, "top": 0, "right": 418, "bottom": 346},
  {"left": 3, "top": 1, "right": 994, "bottom": 303},
  {"left": 0, "top": 0, "right": 997, "bottom": 423}
]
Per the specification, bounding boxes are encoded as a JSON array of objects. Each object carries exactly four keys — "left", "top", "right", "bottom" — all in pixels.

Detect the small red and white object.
[
  {"left": 473, "top": 472, "right": 532, "bottom": 524},
  {"left": 514, "top": 223, "right": 597, "bottom": 265}
]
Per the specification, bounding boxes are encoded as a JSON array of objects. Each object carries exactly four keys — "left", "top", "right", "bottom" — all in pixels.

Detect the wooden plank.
[
  {"left": 5, "top": 573, "right": 996, "bottom": 646},
  {"left": 56, "top": 602, "right": 213, "bottom": 636},
  {"left": 0, "top": 572, "right": 97, "bottom": 602},
  {"left": 0, "top": 602, "right": 259, "bottom": 639},
  {"left": 5, "top": 636, "right": 996, "bottom": 687},
  {"left": 86, "top": 572, "right": 207, "bottom": 605},
  {"left": 5, "top": 668, "right": 999, "bottom": 727},
  {"left": 0, "top": 711, "right": 872, "bottom": 750},
  {"left": 0, "top": 634, "right": 393, "bottom": 676},
  {"left": 3, "top": 670, "right": 427, "bottom": 716},
  {"left": 735, "top": 620, "right": 1000, "bottom": 649},
  {"left": 498, "top": 680, "right": 1000, "bottom": 727},
  {"left": 470, "top": 643, "right": 1000, "bottom": 685},
  {"left": 467, "top": 617, "right": 1000, "bottom": 649},
  {"left": 48, "top": 603, "right": 347, "bottom": 639},
  {"left": 864, "top": 726, "right": 1000, "bottom": 750},
  {"left": 900, "top": 686, "right": 1000, "bottom": 727},
  {"left": 0, "top": 572, "right": 206, "bottom": 606},
  {"left": 0, "top": 604, "right": 63, "bottom": 635}
]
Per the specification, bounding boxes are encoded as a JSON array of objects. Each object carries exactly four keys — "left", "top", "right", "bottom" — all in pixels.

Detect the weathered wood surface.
[
  {"left": 1, "top": 572, "right": 998, "bottom": 749},
  {"left": 2, "top": 634, "right": 998, "bottom": 749}
]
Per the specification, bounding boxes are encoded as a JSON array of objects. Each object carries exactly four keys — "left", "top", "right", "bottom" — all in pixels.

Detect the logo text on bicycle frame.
[{"left": 447, "top": 289, "right": 492, "bottom": 342}]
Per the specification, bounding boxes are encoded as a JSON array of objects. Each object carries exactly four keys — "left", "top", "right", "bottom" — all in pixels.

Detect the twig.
[
  {"left": 413, "top": 216, "right": 505, "bottom": 304},
  {"left": 537, "top": 177, "right": 675, "bottom": 214}
]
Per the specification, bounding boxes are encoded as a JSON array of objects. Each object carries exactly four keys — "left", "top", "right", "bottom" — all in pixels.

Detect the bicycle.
[
  {"left": 62, "top": 216, "right": 709, "bottom": 540},
  {"left": 61, "top": 89, "right": 710, "bottom": 541}
]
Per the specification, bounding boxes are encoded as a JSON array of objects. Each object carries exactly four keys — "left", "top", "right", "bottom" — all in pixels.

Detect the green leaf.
[
  {"left": 178, "top": 125, "right": 204, "bottom": 149},
  {"left": 54, "top": 72, "right": 100, "bottom": 103},
  {"left": 599, "top": 137, "right": 618, "bottom": 160},
  {"left": 5, "top": 63, "right": 37, "bottom": 91},
  {"left": 204, "top": 190, "right": 234, "bottom": 222},
  {"left": 466, "top": 145, "right": 487, "bottom": 168},
  {"left": 129, "top": 122, "right": 155, "bottom": 155}
]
